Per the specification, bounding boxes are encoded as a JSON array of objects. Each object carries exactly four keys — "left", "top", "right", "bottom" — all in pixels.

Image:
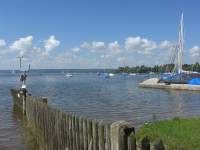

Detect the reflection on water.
[
  {"left": 0, "top": 77, "right": 25, "bottom": 150},
  {"left": 12, "top": 105, "right": 39, "bottom": 150},
  {"left": 0, "top": 73, "right": 200, "bottom": 149}
]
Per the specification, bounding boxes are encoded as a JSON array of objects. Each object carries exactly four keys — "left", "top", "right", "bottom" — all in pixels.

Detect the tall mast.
[{"left": 178, "top": 13, "right": 184, "bottom": 74}]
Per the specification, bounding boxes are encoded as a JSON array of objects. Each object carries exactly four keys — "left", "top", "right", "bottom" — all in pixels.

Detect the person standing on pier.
[{"left": 20, "top": 71, "right": 27, "bottom": 90}]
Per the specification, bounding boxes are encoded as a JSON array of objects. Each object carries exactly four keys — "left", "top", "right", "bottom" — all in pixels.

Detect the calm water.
[{"left": 0, "top": 73, "right": 200, "bottom": 149}]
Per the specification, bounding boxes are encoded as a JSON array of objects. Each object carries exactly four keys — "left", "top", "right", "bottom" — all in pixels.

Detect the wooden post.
[
  {"left": 141, "top": 136, "right": 150, "bottom": 150},
  {"left": 127, "top": 132, "right": 136, "bottom": 150},
  {"left": 87, "top": 119, "right": 93, "bottom": 150},
  {"left": 72, "top": 114, "right": 76, "bottom": 150},
  {"left": 65, "top": 113, "right": 69, "bottom": 149},
  {"left": 89, "top": 139, "right": 93, "bottom": 150},
  {"left": 98, "top": 121, "right": 105, "bottom": 150},
  {"left": 42, "top": 97, "right": 48, "bottom": 104},
  {"left": 154, "top": 140, "right": 165, "bottom": 150},
  {"left": 75, "top": 115, "right": 80, "bottom": 150},
  {"left": 92, "top": 120, "right": 98, "bottom": 150},
  {"left": 79, "top": 117, "right": 83, "bottom": 150},
  {"left": 83, "top": 118, "right": 88, "bottom": 150},
  {"left": 69, "top": 114, "right": 72, "bottom": 150},
  {"left": 110, "top": 120, "right": 135, "bottom": 150},
  {"left": 105, "top": 124, "right": 111, "bottom": 150},
  {"left": 22, "top": 90, "right": 26, "bottom": 114}
]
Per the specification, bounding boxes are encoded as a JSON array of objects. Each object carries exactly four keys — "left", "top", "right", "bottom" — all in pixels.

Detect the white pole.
[{"left": 178, "top": 13, "right": 184, "bottom": 74}]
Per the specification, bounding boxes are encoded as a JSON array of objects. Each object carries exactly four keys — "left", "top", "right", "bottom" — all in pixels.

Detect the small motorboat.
[
  {"left": 129, "top": 73, "right": 136, "bottom": 76},
  {"left": 109, "top": 73, "right": 115, "bottom": 77},
  {"left": 65, "top": 73, "right": 73, "bottom": 77},
  {"left": 99, "top": 73, "right": 109, "bottom": 79}
]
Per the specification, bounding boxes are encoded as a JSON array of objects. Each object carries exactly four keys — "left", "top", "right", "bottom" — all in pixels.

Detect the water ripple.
[{"left": 0, "top": 73, "right": 200, "bottom": 149}]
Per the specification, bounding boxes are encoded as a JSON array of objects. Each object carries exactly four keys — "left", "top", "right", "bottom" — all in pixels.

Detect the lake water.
[{"left": 0, "top": 72, "right": 200, "bottom": 149}]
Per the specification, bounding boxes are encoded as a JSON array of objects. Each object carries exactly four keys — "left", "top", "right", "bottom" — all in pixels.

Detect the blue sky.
[{"left": 0, "top": 0, "right": 199, "bottom": 69}]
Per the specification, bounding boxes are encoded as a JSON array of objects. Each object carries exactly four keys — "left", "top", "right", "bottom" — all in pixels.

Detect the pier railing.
[{"left": 11, "top": 89, "right": 167, "bottom": 150}]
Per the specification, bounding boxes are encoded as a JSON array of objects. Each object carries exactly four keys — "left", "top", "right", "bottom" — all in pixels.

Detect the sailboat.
[
  {"left": 160, "top": 13, "right": 200, "bottom": 85},
  {"left": 140, "top": 13, "right": 200, "bottom": 90}
]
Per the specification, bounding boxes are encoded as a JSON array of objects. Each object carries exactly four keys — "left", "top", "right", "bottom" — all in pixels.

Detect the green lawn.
[{"left": 136, "top": 117, "right": 200, "bottom": 150}]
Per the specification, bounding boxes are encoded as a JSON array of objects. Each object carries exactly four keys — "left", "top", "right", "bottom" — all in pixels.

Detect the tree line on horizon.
[{"left": 115, "top": 62, "right": 200, "bottom": 73}]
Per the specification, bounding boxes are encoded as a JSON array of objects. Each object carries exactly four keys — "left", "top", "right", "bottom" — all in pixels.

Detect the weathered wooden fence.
[{"left": 11, "top": 89, "right": 167, "bottom": 150}]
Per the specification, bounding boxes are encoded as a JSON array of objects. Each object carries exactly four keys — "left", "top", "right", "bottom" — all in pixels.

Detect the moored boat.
[
  {"left": 129, "top": 73, "right": 136, "bottom": 76},
  {"left": 65, "top": 73, "right": 73, "bottom": 77},
  {"left": 109, "top": 73, "right": 115, "bottom": 77},
  {"left": 140, "top": 13, "right": 200, "bottom": 90}
]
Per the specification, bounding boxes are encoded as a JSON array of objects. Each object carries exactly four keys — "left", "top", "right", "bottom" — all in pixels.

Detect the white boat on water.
[
  {"left": 129, "top": 73, "right": 136, "bottom": 76},
  {"left": 65, "top": 73, "right": 73, "bottom": 77},
  {"left": 109, "top": 73, "right": 115, "bottom": 77}
]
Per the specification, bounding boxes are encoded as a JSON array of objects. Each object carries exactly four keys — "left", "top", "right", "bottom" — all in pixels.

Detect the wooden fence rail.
[{"left": 11, "top": 89, "right": 168, "bottom": 150}]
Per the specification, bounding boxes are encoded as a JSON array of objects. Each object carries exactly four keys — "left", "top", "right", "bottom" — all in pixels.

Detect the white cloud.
[
  {"left": 10, "top": 36, "right": 33, "bottom": 51},
  {"left": 108, "top": 41, "right": 121, "bottom": 54},
  {"left": 159, "top": 40, "right": 173, "bottom": 49},
  {"left": 100, "top": 54, "right": 111, "bottom": 59},
  {"left": 80, "top": 41, "right": 105, "bottom": 52},
  {"left": 9, "top": 36, "right": 57, "bottom": 57},
  {"left": 80, "top": 42, "right": 90, "bottom": 49},
  {"left": 189, "top": 46, "right": 200, "bottom": 57},
  {"left": 9, "top": 36, "right": 33, "bottom": 56},
  {"left": 1, "top": 34, "right": 200, "bottom": 69},
  {"left": 32, "top": 46, "right": 42, "bottom": 53},
  {"left": 108, "top": 41, "right": 120, "bottom": 50},
  {"left": 80, "top": 41, "right": 121, "bottom": 59},
  {"left": 117, "top": 57, "right": 125, "bottom": 62},
  {"left": 41, "top": 51, "right": 49, "bottom": 56},
  {"left": 141, "top": 38, "right": 157, "bottom": 50},
  {"left": 71, "top": 47, "right": 80, "bottom": 52},
  {"left": 51, "top": 52, "right": 77, "bottom": 67},
  {"left": 44, "top": 35, "right": 60, "bottom": 52},
  {"left": 0, "top": 39, "right": 6, "bottom": 47},
  {"left": 125, "top": 36, "right": 157, "bottom": 54},
  {"left": 0, "top": 39, "right": 7, "bottom": 55},
  {"left": 125, "top": 36, "right": 141, "bottom": 50},
  {"left": 98, "top": 41, "right": 122, "bottom": 59},
  {"left": 91, "top": 41, "right": 105, "bottom": 50}
]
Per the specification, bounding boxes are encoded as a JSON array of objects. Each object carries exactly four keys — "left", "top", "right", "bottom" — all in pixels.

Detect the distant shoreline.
[
  {"left": 0, "top": 62, "right": 199, "bottom": 74},
  {"left": 115, "top": 63, "right": 200, "bottom": 73}
]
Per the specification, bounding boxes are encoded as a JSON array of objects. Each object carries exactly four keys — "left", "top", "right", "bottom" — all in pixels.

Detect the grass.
[{"left": 136, "top": 117, "right": 200, "bottom": 150}]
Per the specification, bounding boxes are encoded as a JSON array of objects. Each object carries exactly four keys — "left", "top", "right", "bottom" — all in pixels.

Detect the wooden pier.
[
  {"left": 140, "top": 78, "right": 200, "bottom": 91},
  {"left": 11, "top": 88, "right": 168, "bottom": 150}
]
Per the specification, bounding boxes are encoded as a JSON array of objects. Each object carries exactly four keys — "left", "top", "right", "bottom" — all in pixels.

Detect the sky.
[{"left": 0, "top": 0, "right": 200, "bottom": 69}]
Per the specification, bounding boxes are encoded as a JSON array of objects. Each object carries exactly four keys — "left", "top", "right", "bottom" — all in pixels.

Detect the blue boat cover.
[{"left": 188, "top": 78, "right": 200, "bottom": 85}]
